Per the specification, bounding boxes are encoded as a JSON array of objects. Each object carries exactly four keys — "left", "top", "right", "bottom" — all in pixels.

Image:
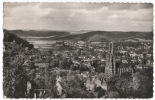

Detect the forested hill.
[
  {"left": 5, "top": 29, "right": 153, "bottom": 42},
  {"left": 57, "top": 31, "right": 153, "bottom": 42},
  {"left": 4, "top": 29, "right": 34, "bottom": 50},
  {"left": 5, "top": 29, "right": 70, "bottom": 37},
  {"left": 73, "top": 31, "right": 153, "bottom": 42}
]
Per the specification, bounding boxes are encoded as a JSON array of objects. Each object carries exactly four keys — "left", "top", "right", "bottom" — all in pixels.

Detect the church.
[{"left": 105, "top": 42, "right": 134, "bottom": 78}]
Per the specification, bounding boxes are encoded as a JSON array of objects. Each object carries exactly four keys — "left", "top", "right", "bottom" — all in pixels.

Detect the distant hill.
[
  {"left": 120, "top": 32, "right": 153, "bottom": 42},
  {"left": 76, "top": 31, "right": 153, "bottom": 42},
  {"left": 5, "top": 30, "right": 70, "bottom": 38},
  {"left": 88, "top": 35, "right": 111, "bottom": 42},
  {"left": 5, "top": 29, "right": 153, "bottom": 42},
  {"left": 64, "top": 31, "right": 153, "bottom": 42}
]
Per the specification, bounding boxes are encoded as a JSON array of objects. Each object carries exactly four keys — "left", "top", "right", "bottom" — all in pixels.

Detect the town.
[{"left": 3, "top": 30, "right": 153, "bottom": 98}]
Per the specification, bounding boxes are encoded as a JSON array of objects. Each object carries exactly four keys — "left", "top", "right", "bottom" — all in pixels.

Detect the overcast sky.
[{"left": 3, "top": 3, "right": 153, "bottom": 32}]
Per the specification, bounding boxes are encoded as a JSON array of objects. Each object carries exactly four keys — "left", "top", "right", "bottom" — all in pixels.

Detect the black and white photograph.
[{"left": 3, "top": 2, "right": 153, "bottom": 98}]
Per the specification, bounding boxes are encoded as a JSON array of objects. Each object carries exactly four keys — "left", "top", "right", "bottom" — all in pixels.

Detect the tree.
[
  {"left": 61, "top": 74, "right": 95, "bottom": 98},
  {"left": 115, "top": 72, "right": 133, "bottom": 98},
  {"left": 107, "top": 68, "right": 153, "bottom": 98},
  {"left": 90, "top": 59, "right": 99, "bottom": 72},
  {"left": 50, "top": 59, "right": 59, "bottom": 69},
  {"left": 3, "top": 58, "right": 26, "bottom": 98},
  {"left": 132, "top": 67, "right": 153, "bottom": 98}
]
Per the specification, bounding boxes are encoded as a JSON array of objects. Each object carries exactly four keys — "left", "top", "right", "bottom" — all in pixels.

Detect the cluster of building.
[
  {"left": 105, "top": 41, "right": 153, "bottom": 77},
  {"left": 3, "top": 38, "right": 153, "bottom": 98}
]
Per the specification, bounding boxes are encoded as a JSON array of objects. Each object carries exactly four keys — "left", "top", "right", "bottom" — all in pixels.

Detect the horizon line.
[{"left": 3, "top": 28, "right": 153, "bottom": 33}]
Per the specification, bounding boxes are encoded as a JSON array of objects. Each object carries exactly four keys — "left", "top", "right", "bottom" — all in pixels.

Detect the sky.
[{"left": 3, "top": 3, "right": 153, "bottom": 32}]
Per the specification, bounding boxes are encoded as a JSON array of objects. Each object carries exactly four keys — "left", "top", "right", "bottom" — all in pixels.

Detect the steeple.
[{"left": 105, "top": 42, "right": 116, "bottom": 78}]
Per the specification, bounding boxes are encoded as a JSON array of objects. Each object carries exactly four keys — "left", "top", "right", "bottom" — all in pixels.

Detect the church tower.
[{"left": 105, "top": 42, "right": 116, "bottom": 78}]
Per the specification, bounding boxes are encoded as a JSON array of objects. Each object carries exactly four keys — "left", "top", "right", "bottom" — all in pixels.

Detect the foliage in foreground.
[{"left": 107, "top": 67, "right": 153, "bottom": 98}]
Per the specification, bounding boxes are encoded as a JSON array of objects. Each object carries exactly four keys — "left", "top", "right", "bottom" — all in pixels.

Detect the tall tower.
[
  {"left": 142, "top": 53, "right": 147, "bottom": 69},
  {"left": 105, "top": 42, "right": 116, "bottom": 78}
]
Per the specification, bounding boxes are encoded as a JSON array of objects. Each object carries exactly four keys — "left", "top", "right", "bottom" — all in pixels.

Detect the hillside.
[
  {"left": 56, "top": 31, "right": 153, "bottom": 42},
  {"left": 5, "top": 29, "right": 153, "bottom": 43},
  {"left": 5, "top": 30, "right": 70, "bottom": 38},
  {"left": 87, "top": 35, "right": 111, "bottom": 42},
  {"left": 4, "top": 29, "right": 34, "bottom": 50},
  {"left": 76, "top": 31, "right": 153, "bottom": 42}
]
